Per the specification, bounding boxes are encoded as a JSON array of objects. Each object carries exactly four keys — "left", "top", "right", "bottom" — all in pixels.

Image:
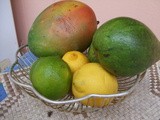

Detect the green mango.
[
  {"left": 89, "top": 17, "right": 160, "bottom": 77},
  {"left": 28, "top": 1, "right": 97, "bottom": 57},
  {"left": 87, "top": 43, "right": 98, "bottom": 62}
]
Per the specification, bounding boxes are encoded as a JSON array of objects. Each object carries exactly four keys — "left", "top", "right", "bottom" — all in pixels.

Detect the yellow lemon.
[
  {"left": 72, "top": 63, "right": 118, "bottom": 107},
  {"left": 62, "top": 51, "right": 89, "bottom": 73}
]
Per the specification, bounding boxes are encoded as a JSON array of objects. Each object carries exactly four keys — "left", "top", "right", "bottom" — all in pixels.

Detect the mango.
[
  {"left": 28, "top": 0, "right": 97, "bottom": 57},
  {"left": 88, "top": 17, "right": 160, "bottom": 77}
]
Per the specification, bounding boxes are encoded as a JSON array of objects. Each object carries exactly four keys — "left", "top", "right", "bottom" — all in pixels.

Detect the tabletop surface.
[{"left": 0, "top": 62, "right": 160, "bottom": 120}]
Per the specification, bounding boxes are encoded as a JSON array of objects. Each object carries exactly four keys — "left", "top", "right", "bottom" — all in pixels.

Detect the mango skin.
[
  {"left": 89, "top": 17, "right": 160, "bottom": 77},
  {"left": 28, "top": 0, "right": 97, "bottom": 57}
]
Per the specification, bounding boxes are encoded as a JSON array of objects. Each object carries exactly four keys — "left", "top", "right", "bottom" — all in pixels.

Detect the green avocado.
[{"left": 89, "top": 17, "right": 160, "bottom": 77}]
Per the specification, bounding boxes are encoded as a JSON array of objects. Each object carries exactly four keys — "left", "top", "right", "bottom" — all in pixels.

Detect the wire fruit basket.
[{"left": 9, "top": 45, "right": 146, "bottom": 113}]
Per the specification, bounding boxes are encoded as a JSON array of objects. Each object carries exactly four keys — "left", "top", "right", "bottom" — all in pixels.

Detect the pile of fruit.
[{"left": 28, "top": 0, "right": 160, "bottom": 107}]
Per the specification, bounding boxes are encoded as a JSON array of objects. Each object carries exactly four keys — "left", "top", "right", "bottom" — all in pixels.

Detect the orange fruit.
[{"left": 30, "top": 56, "right": 72, "bottom": 100}]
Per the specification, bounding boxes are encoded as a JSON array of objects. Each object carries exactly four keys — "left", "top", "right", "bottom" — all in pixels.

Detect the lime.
[{"left": 30, "top": 56, "right": 72, "bottom": 100}]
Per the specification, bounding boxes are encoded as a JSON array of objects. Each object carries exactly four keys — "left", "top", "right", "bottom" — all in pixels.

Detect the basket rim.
[{"left": 9, "top": 44, "right": 145, "bottom": 105}]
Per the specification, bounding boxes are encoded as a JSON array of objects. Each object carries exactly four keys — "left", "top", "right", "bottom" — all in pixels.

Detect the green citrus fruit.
[{"left": 30, "top": 56, "right": 72, "bottom": 100}]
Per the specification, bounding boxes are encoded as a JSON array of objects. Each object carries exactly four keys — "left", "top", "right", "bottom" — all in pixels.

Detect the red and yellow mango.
[{"left": 28, "top": 0, "right": 97, "bottom": 57}]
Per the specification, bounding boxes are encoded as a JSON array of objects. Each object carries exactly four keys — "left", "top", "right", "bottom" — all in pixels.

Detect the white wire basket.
[{"left": 9, "top": 45, "right": 146, "bottom": 113}]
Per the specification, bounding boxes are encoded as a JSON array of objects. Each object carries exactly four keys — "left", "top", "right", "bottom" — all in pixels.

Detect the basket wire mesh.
[{"left": 9, "top": 45, "right": 146, "bottom": 113}]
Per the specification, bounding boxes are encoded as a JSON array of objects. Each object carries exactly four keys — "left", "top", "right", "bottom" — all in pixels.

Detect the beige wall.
[{"left": 11, "top": 0, "right": 160, "bottom": 46}]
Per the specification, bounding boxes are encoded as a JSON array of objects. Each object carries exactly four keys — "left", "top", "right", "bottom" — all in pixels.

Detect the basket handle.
[
  {"left": 31, "top": 88, "right": 132, "bottom": 104},
  {"left": 9, "top": 75, "right": 32, "bottom": 89},
  {"left": 9, "top": 45, "right": 33, "bottom": 89},
  {"left": 9, "top": 65, "right": 144, "bottom": 105},
  {"left": 28, "top": 74, "right": 142, "bottom": 105},
  {"left": 9, "top": 67, "right": 32, "bottom": 89}
]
